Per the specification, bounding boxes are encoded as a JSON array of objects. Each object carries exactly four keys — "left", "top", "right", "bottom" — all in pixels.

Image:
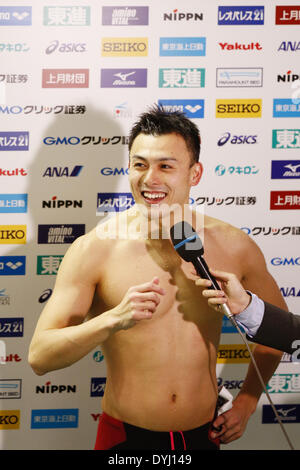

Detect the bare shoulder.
[
  {"left": 57, "top": 222, "right": 116, "bottom": 285},
  {"left": 203, "top": 214, "right": 264, "bottom": 261}
]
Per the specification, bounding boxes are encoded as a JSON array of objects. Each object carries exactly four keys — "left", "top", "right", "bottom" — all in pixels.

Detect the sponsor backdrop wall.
[{"left": 0, "top": 0, "right": 300, "bottom": 450}]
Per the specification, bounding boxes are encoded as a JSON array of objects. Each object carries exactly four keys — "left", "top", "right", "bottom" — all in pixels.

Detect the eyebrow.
[{"left": 131, "top": 155, "right": 178, "bottom": 162}]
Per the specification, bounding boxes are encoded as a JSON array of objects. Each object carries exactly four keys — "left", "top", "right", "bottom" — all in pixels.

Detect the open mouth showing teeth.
[{"left": 142, "top": 191, "right": 167, "bottom": 202}]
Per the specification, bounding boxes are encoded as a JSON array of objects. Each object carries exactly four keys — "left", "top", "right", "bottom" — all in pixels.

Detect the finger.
[
  {"left": 195, "top": 278, "right": 212, "bottom": 288},
  {"left": 132, "top": 310, "right": 153, "bottom": 321},
  {"left": 209, "top": 269, "right": 236, "bottom": 283},
  {"left": 134, "top": 300, "right": 157, "bottom": 313},
  {"left": 131, "top": 279, "right": 165, "bottom": 296},
  {"left": 202, "top": 289, "right": 226, "bottom": 299},
  {"left": 131, "top": 292, "right": 161, "bottom": 305}
]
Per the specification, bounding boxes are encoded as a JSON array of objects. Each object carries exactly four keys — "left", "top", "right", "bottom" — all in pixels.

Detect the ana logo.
[
  {"left": 43, "top": 6, "right": 90, "bottom": 26},
  {"left": 97, "top": 193, "right": 134, "bottom": 213},
  {"left": 0, "top": 256, "right": 26, "bottom": 275},
  {"left": 280, "top": 287, "right": 300, "bottom": 297},
  {"left": 218, "top": 132, "right": 257, "bottom": 146},
  {"left": 0, "top": 132, "right": 29, "bottom": 151},
  {"left": 158, "top": 99, "right": 204, "bottom": 118},
  {"left": 102, "top": 37, "right": 148, "bottom": 56},
  {"left": 272, "top": 129, "right": 300, "bottom": 148},
  {"left": 42, "top": 197, "right": 83, "bottom": 209},
  {"left": 276, "top": 6, "right": 300, "bottom": 25},
  {"left": 0, "top": 410, "right": 20, "bottom": 429},
  {"left": 0, "top": 194, "right": 27, "bottom": 213},
  {"left": 42, "top": 69, "right": 89, "bottom": 88},
  {"left": 43, "top": 166, "right": 83, "bottom": 177},
  {"left": 218, "top": 6, "right": 264, "bottom": 25},
  {"left": 163, "top": 9, "right": 203, "bottom": 21},
  {"left": 31, "top": 409, "right": 79, "bottom": 429},
  {"left": 101, "top": 68, "right": 147, "bottom": 87},
  {"left": 270, "top": 191, "right": 300, "bottom": 210},
  {"left": 216, "top": 99, "right": 262, "bottom": 118},
  {"left": 277, "top": 70, "right": 300, "bottom": 82},
  {"left": 90, "top": 378, "right": 106, "bottom": 397},
  {"left": 271, "top": 161, "right": 300, "bottom": 179},
  {"left": 219, "top": 42, "right": 262, "bottom": 51},
  {"left": 160, "top": 37, "right": 206, "bottom": 56},
  {"left": 0, "top": 6, "right": 31, "bottom": 25},
  {"left": 38, "top": 224, "right": 85, "bottom": 244},
  {"left": 216, "top": 67, "right": 263, "bottom": 87},
  {"left": 0, "top": 225, "right": 26, "bottom": 244},
  {"left": 159, "top": 68, "right": 205, "bottom": 88},
  {"left": 273, "top": 99, "right": 300, "bottom": 117},
  {"left": 102, "top": 6, "right": 149, "bottom": 25},
  {"left": 278, "top": 41, "right": 300, "bottom": 52}
]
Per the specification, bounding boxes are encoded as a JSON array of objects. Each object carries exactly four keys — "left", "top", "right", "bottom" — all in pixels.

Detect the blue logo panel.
[
  {"left": 218, "top": 6, "right": 264, "bottom": 25},
  {"left": 160, "top": 37, "right": 206, "bottom": 56},
  {"left": 273, "top": 99, "right": 300, "bottom": 118},
  {"left": 0, "top": 194, "right": 27, "bottom": 213},
  {"left": 0, "top": 256, "right": 26, "bottom": 275},
  {"left": 31, "top": 409, "right": 79, "bottom": 429},
  {"left": 0, "top": 6, "right": 32, "bottom": 26},
  {"left": 158, "top": 100, "right": 204, "bottom": 118}
]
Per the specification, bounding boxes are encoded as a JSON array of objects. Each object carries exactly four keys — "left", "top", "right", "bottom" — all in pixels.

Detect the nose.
[{"left": 143, "top": 166, "right": 161, "bottom": 186}]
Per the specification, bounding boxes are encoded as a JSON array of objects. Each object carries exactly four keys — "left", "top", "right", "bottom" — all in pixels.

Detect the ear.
[{"left": 190, "top": 162, "right": 203, "bottom": 186}]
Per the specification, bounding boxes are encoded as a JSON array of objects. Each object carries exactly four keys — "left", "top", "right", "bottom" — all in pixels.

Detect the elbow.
[{"left": 28, "top": 349, "right": 48, "bottom": 376}]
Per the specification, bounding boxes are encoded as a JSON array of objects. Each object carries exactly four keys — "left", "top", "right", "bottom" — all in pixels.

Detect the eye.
[
  {"left": 132, "top": 161, "right": 146, "bottom": 169},
  {"left": 160, "top": 163, "right": 173, "bottom": 169}
]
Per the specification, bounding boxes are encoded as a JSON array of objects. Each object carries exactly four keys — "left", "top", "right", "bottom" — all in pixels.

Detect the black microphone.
[{"left": 170, "top": 221, "right": 233, "bottom": 319}]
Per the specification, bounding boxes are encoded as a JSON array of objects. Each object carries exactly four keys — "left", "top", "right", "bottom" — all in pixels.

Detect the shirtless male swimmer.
[{"left": 29, "top": 106, "right": 287, "bottom": 450}]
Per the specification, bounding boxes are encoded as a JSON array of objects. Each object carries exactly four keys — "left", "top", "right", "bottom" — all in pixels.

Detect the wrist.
[{"left": 234, "top": 391, "right": 258, "bottom": 416}]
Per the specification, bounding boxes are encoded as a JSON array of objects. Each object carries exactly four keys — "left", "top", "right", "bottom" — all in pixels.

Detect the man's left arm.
[{"left": 212, "top": 236, "right": 287, "bottom": 444}]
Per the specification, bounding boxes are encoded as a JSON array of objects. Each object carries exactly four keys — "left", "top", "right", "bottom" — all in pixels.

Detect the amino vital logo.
[
  {"left": 102, "top": 6, "right": 148, "bottom": 25},
  {"left": 101, "top": 37, "right": 148, "bottom": 56},
  {"left": 160, "top": 37, "right": 206, "bottom": 56},
  {"left": 158, "top": 99, "right": 204, "bottom": 118},
  {"left": 38, "top": 224, "right": 85, "bottom": 244},
  {"left": 0, "top": 6, "right": 31, "bottom": 25},
  {"left": 218, "top": 6, "right": 264, "bottom": 25},
  {"left": 216, "top": 99, "right": 262, "bottom": 118}
]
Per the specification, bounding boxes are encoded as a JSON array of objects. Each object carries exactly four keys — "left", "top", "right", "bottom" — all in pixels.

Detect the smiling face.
[{"left": 129, "top": 133, "right": 202, "bottom": 215}]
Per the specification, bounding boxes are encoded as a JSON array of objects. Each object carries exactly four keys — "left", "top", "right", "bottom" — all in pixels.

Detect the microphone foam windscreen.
[{"left": 170, "top": 221, "right": 204, "bottom": 262}]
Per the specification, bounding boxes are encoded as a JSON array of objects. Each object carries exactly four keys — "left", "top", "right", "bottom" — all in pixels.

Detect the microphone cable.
[{"left": 221, "top": 303, "right": 295, "bottom": 450}]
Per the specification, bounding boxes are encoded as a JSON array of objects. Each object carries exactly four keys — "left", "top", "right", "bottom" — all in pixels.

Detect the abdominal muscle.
[{"left": 100, "top": 307, "right": 220, "bottom": 431}]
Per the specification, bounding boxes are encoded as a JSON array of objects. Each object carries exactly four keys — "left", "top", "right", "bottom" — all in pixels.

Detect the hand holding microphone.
[{"left": 195, "top": 269, "right": 252, "bottom": 316}]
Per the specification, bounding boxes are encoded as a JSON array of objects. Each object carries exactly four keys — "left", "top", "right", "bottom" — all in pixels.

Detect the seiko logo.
[
  {"left": 219, "top": 42, "right": 262, "bottom": 51},
  {"left": 102, "top": 41, "right": 147, "bottom": 52}
]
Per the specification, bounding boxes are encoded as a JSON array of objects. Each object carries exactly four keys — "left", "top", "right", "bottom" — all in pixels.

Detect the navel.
[{"left": 171, "top": 393, "right": 177, "bottom": 403}]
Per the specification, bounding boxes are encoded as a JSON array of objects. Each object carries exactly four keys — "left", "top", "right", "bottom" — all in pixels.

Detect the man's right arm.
[{"left": 28, "top": 233, "right": 164, "bottom": 375}]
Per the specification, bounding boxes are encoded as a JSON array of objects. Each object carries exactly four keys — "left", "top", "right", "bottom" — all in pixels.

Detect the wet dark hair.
[{"left": 128, "top": 104, "right": 201, "bottom": 164}]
